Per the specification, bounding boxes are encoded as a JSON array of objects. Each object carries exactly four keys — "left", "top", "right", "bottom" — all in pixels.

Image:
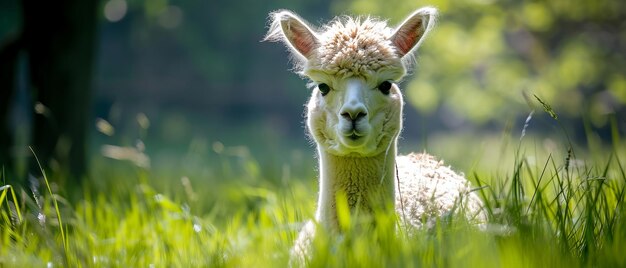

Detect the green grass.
[{"left": 1, "top": 116, "right": 626, "bottom": 267}]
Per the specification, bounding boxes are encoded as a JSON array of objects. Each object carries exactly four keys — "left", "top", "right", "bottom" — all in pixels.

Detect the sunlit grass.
[{"left": 1, "top": 114, "right": 625, "bottom": 266}]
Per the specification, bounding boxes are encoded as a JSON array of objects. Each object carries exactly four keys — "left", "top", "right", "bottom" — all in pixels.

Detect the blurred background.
[{"left": 0, "top": 0, "right": 624, "bottom": 188}]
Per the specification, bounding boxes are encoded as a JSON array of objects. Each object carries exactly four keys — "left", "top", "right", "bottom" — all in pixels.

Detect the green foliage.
[{"left": 333, "top": 0, "right": 625, "bottom": 127}]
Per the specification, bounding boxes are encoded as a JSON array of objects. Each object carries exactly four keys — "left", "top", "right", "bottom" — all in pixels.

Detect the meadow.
[
  {"left": 1, "top": 0, "right": 623, "bottom": 266},
  {"left": 1, "top": 106, "right": 625, "bottom": 267}
]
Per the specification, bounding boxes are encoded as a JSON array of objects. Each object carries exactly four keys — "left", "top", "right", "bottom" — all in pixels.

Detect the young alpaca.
[{"left": 265, "top": 7, "right": 484, "bottom": 257}]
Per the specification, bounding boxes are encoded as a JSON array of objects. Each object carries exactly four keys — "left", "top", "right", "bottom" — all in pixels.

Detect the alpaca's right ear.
[{"left": 264, "top": 10, "right": 319, "bottom": 59}]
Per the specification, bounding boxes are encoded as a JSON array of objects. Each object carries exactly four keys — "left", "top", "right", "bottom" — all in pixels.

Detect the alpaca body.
[
  {"left": 293, "top": 152, "right": 484, "bottom": 257},
  {"left": 395, "top": 153, "right": 485, "bottom": 228}
]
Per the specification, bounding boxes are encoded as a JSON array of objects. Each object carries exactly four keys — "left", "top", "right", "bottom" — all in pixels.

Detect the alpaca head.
[{"left": 266, "top": 8, "right": 437, "bottom": 157}]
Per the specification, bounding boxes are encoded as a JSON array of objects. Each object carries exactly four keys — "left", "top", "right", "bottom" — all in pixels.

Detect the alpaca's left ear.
[{"left": 390, "top": 7, "right": 437, "bottom": 57}]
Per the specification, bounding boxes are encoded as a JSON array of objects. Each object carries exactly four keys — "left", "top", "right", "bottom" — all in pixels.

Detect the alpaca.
[{"left": 265, "top": 7, "right": 485, "bottom": 258}]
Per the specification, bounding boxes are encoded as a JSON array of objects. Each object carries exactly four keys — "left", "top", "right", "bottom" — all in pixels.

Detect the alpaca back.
[{"left": 395, "top": 153, "right": 485, "bottom": 228}]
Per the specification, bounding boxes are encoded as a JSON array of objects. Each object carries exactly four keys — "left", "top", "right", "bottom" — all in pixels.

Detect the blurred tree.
[
  {"left": 333, "top": 0, "right": 625, "bottom": 134},
  {"left": 0, "top": 0, "right": 99, "bottom": 184},
  {"left": 0, "top": 35, "right": 21, "bottom": 175}
]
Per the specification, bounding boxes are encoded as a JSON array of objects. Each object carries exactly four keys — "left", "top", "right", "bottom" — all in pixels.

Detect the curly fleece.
[
  {"left": 307, "top": 17, "right": 404, "bottom": 77},
  {"left": 395, "top": 153, "right": 486, "bottom": 228}
]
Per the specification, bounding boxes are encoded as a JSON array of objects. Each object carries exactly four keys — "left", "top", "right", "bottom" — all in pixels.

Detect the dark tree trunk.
[
  {"left": 0, "top": 0, "right": 99, "bottom": 184},
  {"left": 0, "top": 37, "right": 21, "bottom": 175}
]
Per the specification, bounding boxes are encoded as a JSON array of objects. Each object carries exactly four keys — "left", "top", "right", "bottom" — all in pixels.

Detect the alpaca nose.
[
  {"left": 340, "top": 105, "right": 367, "bottom": 122},
  {"left": 340, "top": 78, "right": 368, "bottom": 122}
]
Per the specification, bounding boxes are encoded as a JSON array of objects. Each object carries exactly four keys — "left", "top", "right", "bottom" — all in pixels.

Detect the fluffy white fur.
[{"left": 265, "top": 7, "right": 485, "bottom": 261}]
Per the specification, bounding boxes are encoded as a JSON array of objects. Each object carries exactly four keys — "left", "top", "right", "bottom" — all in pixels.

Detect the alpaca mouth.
[
  {"left": 343, "top": 130, "right": 366, "bottom": 143},
  {"left": 343, "top": 129, "right": 364, "bottom": 139}
]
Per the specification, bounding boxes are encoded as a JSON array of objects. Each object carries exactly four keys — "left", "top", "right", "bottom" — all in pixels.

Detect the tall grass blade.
[
  {"left": 610, "top": 114, "right": 621, "bottom": 152},
  {"left": 9, "top": 185, "right": 22, "bottom": 223},
  {"left": 0, "top": 185, "right": 23, "bottom": 224},
  {"left": 527, "top": 154, "right": 552, "bottom": 215},
  {"left": 29, "top": 147, "right": 67, "bottom": 253}
]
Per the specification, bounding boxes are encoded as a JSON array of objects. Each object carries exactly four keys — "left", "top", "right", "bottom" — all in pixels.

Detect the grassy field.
[{"left": 1, "top": 111, "right": 625, "bottom": 267}]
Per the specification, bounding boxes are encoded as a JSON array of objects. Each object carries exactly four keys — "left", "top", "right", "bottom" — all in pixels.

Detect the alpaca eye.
[
  {"left": 318, "top": 83, "right": 331, "bottom": 96},
  {"left": 378, "top": 81, "right": 392, "bottom": 95}
]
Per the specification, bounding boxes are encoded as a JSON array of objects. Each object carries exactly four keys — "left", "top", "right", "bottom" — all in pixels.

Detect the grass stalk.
[{"left": 29, "top": 147, "right": 68, "bottom": 259}]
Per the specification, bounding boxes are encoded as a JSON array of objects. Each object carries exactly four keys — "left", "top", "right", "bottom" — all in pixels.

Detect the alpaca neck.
[{"left": 315, "top": 141, "right": 397, "bottom": 230}]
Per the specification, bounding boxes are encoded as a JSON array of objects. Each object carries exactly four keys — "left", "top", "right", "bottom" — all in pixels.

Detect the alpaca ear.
[
  {"left": 265, "top": 10, "right": 320, "bottom": 59},
  {"left": 390, "top": 7, "right": 437, "bottom": 57}
]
